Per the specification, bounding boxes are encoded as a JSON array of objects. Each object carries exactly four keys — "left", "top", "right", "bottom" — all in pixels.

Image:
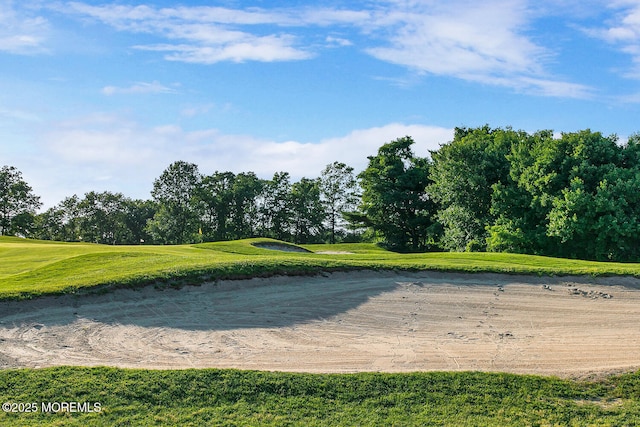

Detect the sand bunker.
[
  {"left": 1, "top": 271, "right": 640, "bottom": 378},
  {"left": 251, "top": 242, "right": 311, "bottom": 252}
]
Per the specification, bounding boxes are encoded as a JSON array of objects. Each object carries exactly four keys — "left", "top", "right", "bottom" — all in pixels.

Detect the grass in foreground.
[
  {"left": 3, "top": 237, "right": 640, "bottom": 300},
  {"left": 0, "top": 367, "right": 639, "bottom": 426}
]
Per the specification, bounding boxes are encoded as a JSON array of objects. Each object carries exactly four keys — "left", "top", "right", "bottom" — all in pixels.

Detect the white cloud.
[
  {"left": 61, "top": 2, "right": 312, "bottom": 64},
  {"left": 0, "top": 1, "right": 49, "bottom": 54},
  {"left": 134, "top": 36, "right": 312, "bottom": 64},
  {"left": 33, "top": 114, "right": 453, "bottom": 208},
  {"left": 54, "top": 1, "right": 589, "bottom": 96},
  {"left": 101, "top": 81, "right": 178, "bottom": 96},
  {"left": 325, "top": 36, "right": 353, "bottom": 47},
  {"left": 361, "top": 0, "right": 593, "bottom": 98},
  {"left": 367, "top": 1, "right": 541, "bottom": 74},
  {"left": 584, "top": 1, "right": 640, "bottom": 78},
  {"left": 463, "top": 75, "right": 594, "bottom": 99}
]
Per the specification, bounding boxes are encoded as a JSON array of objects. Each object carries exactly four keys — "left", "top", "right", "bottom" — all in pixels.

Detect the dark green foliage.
[
  {"left": 357, "top": 136, "right": 439, "bottom": 252},
  {"left": 196, "top": 171, "right": 237, "bottom": 241},
  {"left": 429, "top": 126, "right": 521, "bottom": 252},
  {"left": 147, "top": 161, "right": 202, "bottom": 244},
  {"left": 33, "top": 195, "right": 155, "bottom": 245},
  {"left": 228, "top": 172, "right": 263, "bottom": 240},
  {"left": 289, "top": 177, "right": 325, "bottom": 244},
  {"left": 493, "top": 129, "right": 640, "bottom": 260},
  {"left": 543, "top": 133, "right": 640, "bottom": 260},
  {"left": 320, "top": 162, "right": 359, "bottom": 244},
  {"left": 0, "top": 165, "right": 41, "bottom": 236},
  {"left": 429, "top": 126, "right": 640, "bottom": 261},
  {"left": 1, "top": 367, "right": 638, "bottom": 426},
  {"left": 258, "top": 172, "right": 293, "bottom": 241}
]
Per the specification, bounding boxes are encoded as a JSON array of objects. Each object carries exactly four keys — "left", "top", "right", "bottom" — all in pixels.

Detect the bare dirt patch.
[{"left": 1, "top": 271, "right": 640, "bottom": 378}]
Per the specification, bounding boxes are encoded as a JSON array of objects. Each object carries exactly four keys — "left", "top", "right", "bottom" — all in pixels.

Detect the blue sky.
[{"left": 3, "top": 0, "right": 640, "bottom": 208}]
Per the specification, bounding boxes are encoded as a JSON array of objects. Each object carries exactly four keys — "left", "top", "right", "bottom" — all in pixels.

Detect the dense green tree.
[
  {"left": 121, "top": 199, "right": 156, "bottom": 244},
  {"left": 34, "top": 195, "right": 81, "bottom": 242},
  {"left": 320, "top": 162, "right": 359, "bottom": 244},
  {"left": 489, "top": 128, "right": 640, "bottom": 261},
  {"left": 545, "top": 150, "right": 640, "bottom": 261},
  {"left": 257, "top": 172, "right": 292, "bottom": 241},
  {"left": 147, "top": 161, "right": 201, "bottom": 244},
  {"left": 356, "top": 136, "right": 438, "bottom": 252},
  {"left": 290, "top": 177, "right": 325, "bottom": 244},
  {"left": 77, "top": 191, "right": 130, "bottom": 244},
  {"left": 229, "top": 172, "right": 263, "bottom": 240},
  {"left": 34, "top": 194, "right": 155, "bottom": 244},
  {"left": 428, "top": 126, "right": 518, "bottom": 251},
  {"left": 197, "top": 171, "right": 236, "bottom": 241},
  {"left": 486, "top": 130, "right": 557, "bottom": 254},
  {"left": 0, "top": 165, "right": 41, "bottom": 236}
]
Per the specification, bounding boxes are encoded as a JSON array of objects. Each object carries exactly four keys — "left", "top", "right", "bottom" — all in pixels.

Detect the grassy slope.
[
  {"left": 3, "top": 236, "right": 640, "bottom": 299},
  {"left": 1, "top": 367, "right": 639, "bottom": 426}
]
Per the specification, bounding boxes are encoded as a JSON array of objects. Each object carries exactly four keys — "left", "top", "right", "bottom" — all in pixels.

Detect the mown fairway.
[{"left": 3, "top": 236, "right": 640, "bottom": 300}]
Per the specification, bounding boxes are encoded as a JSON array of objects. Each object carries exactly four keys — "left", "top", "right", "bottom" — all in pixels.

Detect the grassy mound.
[{"left": 3, "top": 236, "right": 640, "bottom": 299}]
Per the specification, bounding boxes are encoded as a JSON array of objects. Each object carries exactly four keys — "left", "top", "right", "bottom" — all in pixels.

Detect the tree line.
[
  {"left": 0, "top": 162, "right": 359, "bottom": 246},
  {"left": 3, "top": 125, "right": 640, "bottom": 261}
]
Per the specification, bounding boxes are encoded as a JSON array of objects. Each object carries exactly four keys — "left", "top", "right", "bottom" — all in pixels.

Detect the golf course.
[{"left": 2, "top": 236, "right": 640, "bottom": 425}]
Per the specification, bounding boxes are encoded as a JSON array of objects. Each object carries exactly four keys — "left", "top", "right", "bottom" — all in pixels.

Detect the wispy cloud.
[
  {"left": 583, "top": 1, "right": 640, "bottom": 79},
  {"left": 0, "top": 107, "right": 42, "bottom": 122},
  {"left": 325, "top": 36, "right": 353, "bottom": 48},
  {"left": 362, "top": 0, "right": 592, "bottom": 98},
  {"left": 366, "top": 1, "right": 542, "bottom": 75},
  {"left": 61, "top": 2, "right": 313, "bottom": 63},
  {"left": 133, "top": 37, "right": 311, "bottom": 64},
  {"left": 101, "top": 81, "right": 178, "bottom": 96},
  {"left": 52, "top": 0, "right": 590, "bottom": 97},
  {"left": 0, "top": 1, "right": 49, "bottom": 54}
]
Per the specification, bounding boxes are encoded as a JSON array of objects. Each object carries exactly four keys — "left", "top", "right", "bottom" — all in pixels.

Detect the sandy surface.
[{"left": 1, "top": 270, "right": 640, "bottom": 378}]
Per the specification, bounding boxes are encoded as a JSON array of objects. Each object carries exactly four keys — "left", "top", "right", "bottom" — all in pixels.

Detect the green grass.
[
  {"left": 3, "top": 237, "right": 640, "bottom": 425},
  {"left": 3, "top": 236, "right": 640, "bottom": 299},
  {"left": 0, "top": 367, "right": 639, "bottom": 426}
]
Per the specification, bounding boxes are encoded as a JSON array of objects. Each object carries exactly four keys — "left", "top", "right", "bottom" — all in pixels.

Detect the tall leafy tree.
[
  {"left": 0, "top": 165, "right": 41, "bottom": 236},
  {"left": 197, "top": 171, "right": 236, "bottom": 241},
  {"left": 147, "top": 161, "right": 201, "bottom": 244},
  {"left": 429, "top": 126, "right": 518, "bottom": 251},
  {"left": 489, "top": 128, "right": 640, "bottom": 261},
  {"left": 290, "top": 177, "right": 325, "bottom": 244},
  {"left": 320, "top": 162, "right": 359, "bottom": 244},
  {"left": 541, "top": 131, "right": 638, "bottom": 260},
  {"left": 229, "top": 172, "right": 263, "bottom": 240},
  {"left": 76, "top": 191, "right": 128, "bottom": 244},
  {"left": 77, "top": 192, "right": 157, "bottom": 245},
  {"left": 486, "top": 130, "right": 557, "bottom": 254},
  {"left": 34, "top": 195, "right": 81, "bottom": 242},
  {"left": 356, "top": 136, "right": 438, "bottom": 252},
  {"left": 121, "top": 199, "right": 156, "bottom": 244},
  {"left": 257, "top": 172, "right": 291, "bottom": 241}
]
